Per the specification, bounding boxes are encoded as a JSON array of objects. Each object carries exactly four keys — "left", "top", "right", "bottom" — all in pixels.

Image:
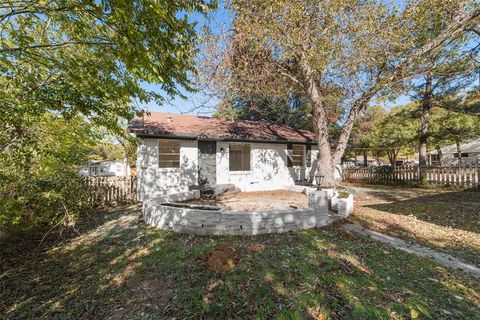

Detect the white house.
[
  {"left": 428, "top": 138, "right": 480, "bottom": 166},
  {"left": 78, "top": 160, "right": 131, "bottom": 177},
  {"left": 129, "top": 112, "right": 323, "bottom": 202}
]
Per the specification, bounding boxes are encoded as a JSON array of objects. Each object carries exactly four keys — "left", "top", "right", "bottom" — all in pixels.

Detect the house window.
[
  {"left": 292, "top": 145, "right": 305, "bottom": 166},
  {"left": 429, "top": 154, "right": 440, "bottom": 164},
  {"left": 90, "top": 167, "right": 98, "bottom": 176},
  {"left": 159, "top": 140, "right": 180, "bottom": 168},
  {"left": 453, "top": 153, "right": 469, "bottom": 158},
  {"left": 229, "top": 144, "right": 250, "bottom": 171}
]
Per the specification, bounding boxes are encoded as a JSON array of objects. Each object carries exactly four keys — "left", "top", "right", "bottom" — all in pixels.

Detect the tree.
[
  {"left": 214, "top": 93, "right": 313, "bottom": 130},
  {"left": 0, "top": 0, "right": 214, "bottom": 236},
  {"left": 372, "top": 106, "right": 418, "bottom": 166},
  {"left": 1, "top": 0, "right": 214, "bottom": 151},
  {"left": 0, "top": 114, "right": 97, "bottom": 236},
  {"left": 399, "top": 2, "right": 479, "bottom": 179},
  {"left": 347, "top": 106, "right": 387, "bottom": 166},
  {"left": 203, "top": 0, "right": 479, "bottom": 186}
]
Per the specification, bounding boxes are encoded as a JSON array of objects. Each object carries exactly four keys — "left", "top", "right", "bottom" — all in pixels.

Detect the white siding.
[
  {"left": 436, "top": 152, "right": 480, "bottom": 166},
  {"left": 137, "top": 138, "right": 320, "bottom": 200},
  {"left": 216, "top": 142, "right": 319, "bottom": 192},
  {"left": 137, "top": 138, "right": 198, "bottom": 201}
]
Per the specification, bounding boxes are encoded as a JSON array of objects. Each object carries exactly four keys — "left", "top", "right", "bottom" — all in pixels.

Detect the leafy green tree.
[
  {"left": 439, "top": 87, "right": 480, "bottom": 116},
  {"left": 360, "top": 104, "right": 418, "bottom": 167},
  {"left": 347, "top": 106, "right": 387, "bottom": 166},
  {"left": 202, "top": 0, "right": 479, "bottom": 186},
  {"left": 214, "top": 93, "right": 313, "bottom": 130},
  {"left": 0, "top": 114, "right": 97, "bottom": 237},
  {"left": 0, "top": 0, "right": 214, "bottom": 237},
  {"left": 1, "top": 0, "right": 214, "bottom": 149},
  {"left": 399, "top": 1, "right": 478, "bottom": 178}
]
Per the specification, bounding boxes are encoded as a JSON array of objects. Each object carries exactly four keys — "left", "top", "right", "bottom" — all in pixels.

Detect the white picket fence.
[{"left": 343, "top": 165, "right": 480, "bottom": 187}]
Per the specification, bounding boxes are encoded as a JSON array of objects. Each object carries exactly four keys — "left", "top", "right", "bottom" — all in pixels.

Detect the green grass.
[
  {"left": 1, "top": 206, "right": 479, "bottom": 319},
  {"left": 348, "top": 185, "right": 480, "bottom": 266}
]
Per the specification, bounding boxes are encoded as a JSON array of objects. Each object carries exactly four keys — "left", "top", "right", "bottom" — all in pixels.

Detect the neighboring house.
[
  {"left": 354, "top": 155, "right": 378, "bottom": 167},
  {"left": 128, "top": 112, "right": 326, "bottom": 202},
  {"left": 78, "top": 160, "right": 131, "bottom": 177},
  {"left": 428, "top": 138, "right": 480, "bottom": 166}
]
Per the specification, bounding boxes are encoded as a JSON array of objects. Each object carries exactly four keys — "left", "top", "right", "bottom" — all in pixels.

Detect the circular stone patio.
[{"left": 142, "top": 188, "right": 354, "bottom": 236}]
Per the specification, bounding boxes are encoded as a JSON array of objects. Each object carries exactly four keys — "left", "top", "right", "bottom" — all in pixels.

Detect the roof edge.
[{"left": 130, "top": 130, "right": 318, "bottom": 145}]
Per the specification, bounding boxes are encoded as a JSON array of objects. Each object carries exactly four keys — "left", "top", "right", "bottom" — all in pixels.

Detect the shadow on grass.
[
  {"left": 1, "top": 207, "right": 479, "bottom": 319},
  {"left": 364, "top": 190, "right": 480, "bottom": 234}
]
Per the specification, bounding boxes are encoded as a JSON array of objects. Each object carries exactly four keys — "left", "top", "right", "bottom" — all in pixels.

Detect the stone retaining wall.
[
  {"left": 143, "top": 204, "right": 334, "bottom": 236},
  {"left": 142, "top": 188, "right": 354, "bottom": 235}
]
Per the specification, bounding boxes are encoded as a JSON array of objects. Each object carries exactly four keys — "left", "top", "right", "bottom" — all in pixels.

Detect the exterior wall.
[
  {"left": 432, "top": 152, "right": 480, "bottom": 166},
  {"left": 137, "top": 138, "right": 198, "bottom": 201},
  {"left": 137, "top": 138, "right": 320, "bottom": 200},
  {"left": 216, "top": 142, "right": 319, "bottom": 192}
]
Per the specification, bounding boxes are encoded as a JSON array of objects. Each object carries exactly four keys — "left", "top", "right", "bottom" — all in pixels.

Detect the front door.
[{"left": 198, "top": 141, "right": 217, "bottom": 191}]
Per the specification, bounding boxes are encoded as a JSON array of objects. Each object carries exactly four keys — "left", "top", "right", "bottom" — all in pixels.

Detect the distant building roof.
[
  {"left": 128, "top": 112, "right": 317, "bottom": 144},
  {"left": 429, "top": 138, "right": 480, "bottom": 155}
]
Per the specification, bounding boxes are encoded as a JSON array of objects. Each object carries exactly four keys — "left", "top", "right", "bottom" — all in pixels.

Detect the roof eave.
[{"left": 129, "top": 129, "right": 317, "bottom": 145}]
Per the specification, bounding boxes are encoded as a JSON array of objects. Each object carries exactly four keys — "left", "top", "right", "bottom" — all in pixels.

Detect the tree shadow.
[
  {"left": 364, "top": 190, "right": 480, "bottom": 234},
  {"left": 2, "top": 207, "right": 480, "bottom": 319}
]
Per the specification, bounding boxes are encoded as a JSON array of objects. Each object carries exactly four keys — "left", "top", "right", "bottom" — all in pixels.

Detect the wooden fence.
[
  {"left": 343, "top": 165, "right": 480, "bottom": 187},
  {"left": 84, "top": 176, "right": 137, "bottom": 206}
]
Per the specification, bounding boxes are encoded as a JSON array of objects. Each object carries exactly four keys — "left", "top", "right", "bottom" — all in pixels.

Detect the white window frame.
[
  {"left": 229, "top": 143, "right": 251, "bottom": 171},
  {"left": 292, "top": 144, "right": 305, "bottom": 167},
  {"left": 158, "top": 139, "right": 181, "bottom": 168}
]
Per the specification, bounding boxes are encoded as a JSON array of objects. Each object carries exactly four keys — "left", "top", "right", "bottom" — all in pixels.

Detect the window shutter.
[
  {"left": 306, "top": 145, "right": 312, "bottom": 167},
  {"left": 287, "top": 143, "right": 293, "bottom": 167}
]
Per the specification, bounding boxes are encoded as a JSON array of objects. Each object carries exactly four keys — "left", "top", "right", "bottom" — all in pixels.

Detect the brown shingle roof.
[{"left": 128, "top": 112, "right": 316, "bottom": 144}]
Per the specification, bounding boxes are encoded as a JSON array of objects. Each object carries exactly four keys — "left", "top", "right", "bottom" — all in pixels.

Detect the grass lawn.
[
  {"left": 347, "top": 184, "right": 480, "bottom": 266},
  {"left": 1, "top": 204, "right": 479, "bottom": 319}
]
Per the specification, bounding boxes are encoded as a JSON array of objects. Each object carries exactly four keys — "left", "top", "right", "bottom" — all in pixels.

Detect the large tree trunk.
[
  {"left": 363, "top": 150, "right": 368, "bottom": 167},
  {"left": 419, "top": 76, "right": 432, "bottom": 182},
  {"left": 302, "top": 67, "right": 338, "bottom": 187},
  {"left": 302, "top": 59, "right": 378, "bottom": 187},
  {"left": 305, "top": 79, "right": 367, "bottom": 187},
  {"left": 311, "top": 100, "right": 336, "bottom": 187}
]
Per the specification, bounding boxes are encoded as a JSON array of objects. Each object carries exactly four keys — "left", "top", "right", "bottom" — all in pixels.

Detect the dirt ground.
[
  {"left": 185, "top": 190, "right": 309, "bottom": 211},
  {"left": 218, "top": 190, "right": 309, "bottom": 211}
]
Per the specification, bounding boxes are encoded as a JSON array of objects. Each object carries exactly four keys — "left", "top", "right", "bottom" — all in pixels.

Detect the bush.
[
  {"left": 0, "top": 169, "right": 89, "bottom": 238},
  {"left": 0, "top": 114, "right": 96, "bottom": 239}
]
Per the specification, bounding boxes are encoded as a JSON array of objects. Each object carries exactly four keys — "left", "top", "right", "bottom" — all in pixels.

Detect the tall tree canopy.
[
  {"left": 0, "top": 0, "right": 214, "bottom": 237},
  {"left": 202, "top": 0, "right": 479, "bottom": 185},
  {"left": 1, "top": 0, "right": 214, "bottom": 146}
]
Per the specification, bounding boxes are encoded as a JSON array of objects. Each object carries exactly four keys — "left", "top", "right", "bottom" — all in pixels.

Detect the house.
[
  {"left": 354, "top": 155, "right": 378, "bottom": 167},
  {"left": 128, "top": 112, "right": 324, "bottom": 202},
  {"left": 428, "top": 138, "right": 480, "bottom": 166},
  {"left": 78, "top": 160, "right": 131, "bottom": 177}
]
